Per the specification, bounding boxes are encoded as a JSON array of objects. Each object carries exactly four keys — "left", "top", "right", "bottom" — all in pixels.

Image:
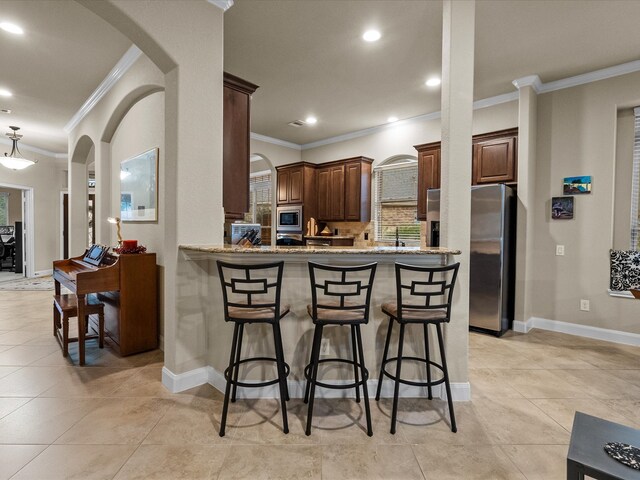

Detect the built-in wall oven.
[{"left": 276, "top": 205, "right": 303, "bottom": 232}]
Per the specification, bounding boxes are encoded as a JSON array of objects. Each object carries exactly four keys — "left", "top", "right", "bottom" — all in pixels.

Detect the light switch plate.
[
  {"left": 580, "top": 299, "right": 590, "bottom": 311},
  {"left": 556, "top": 245, "right": 565, "bottom": 256}
]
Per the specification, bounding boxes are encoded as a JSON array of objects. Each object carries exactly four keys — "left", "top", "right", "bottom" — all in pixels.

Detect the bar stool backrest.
[
  {"left": 308, "top": 262, "right": 377, "bottom": 322},
  {"left": 217, "top": 260, "right": 285, "bottom": 322},
  {"left": 394, "top": 262, "right": 460, "bottom": 322}
]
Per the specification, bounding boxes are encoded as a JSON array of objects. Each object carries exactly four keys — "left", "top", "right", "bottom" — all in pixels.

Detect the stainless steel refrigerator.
[{"left": 426, "top": 184, "right": 515, "bottom": 335}]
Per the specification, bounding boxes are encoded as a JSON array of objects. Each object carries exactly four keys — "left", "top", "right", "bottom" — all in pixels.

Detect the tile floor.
[{"left": 0, "top": 290, "right": 639, "bottom": 479}]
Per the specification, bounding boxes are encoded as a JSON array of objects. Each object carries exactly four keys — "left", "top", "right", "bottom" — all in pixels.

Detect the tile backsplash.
[{"left": 326, "top": 221, "right": 428, "bottom": 247}]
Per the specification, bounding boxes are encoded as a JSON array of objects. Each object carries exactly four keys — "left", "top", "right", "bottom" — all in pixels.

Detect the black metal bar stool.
[
  {"left": 304, "top": 261, "right": 377, "bottom": 436},
  {"left": 376, "top": 262, "right": 460, "bottom": 434},
  {"left": 217, "top": 260, "right": 291, "bottom": 437}
]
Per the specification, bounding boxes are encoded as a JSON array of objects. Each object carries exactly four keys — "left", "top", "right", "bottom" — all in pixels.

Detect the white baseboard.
[
  {"left": 164, "top": 365, "right": 471, "bottom": 401},
  {"left": 33, "top": 269, "right": 53, "bottom": 277},
  {"left": 513, "top": 316, "right": 640, "bottom": 347}
]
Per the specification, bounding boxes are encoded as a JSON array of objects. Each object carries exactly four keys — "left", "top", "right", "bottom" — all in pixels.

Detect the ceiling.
[
  {"left": 3, "top": 0, "right": 640, "bottom": 155},
  {"left": 225, "top": 0, "right": 640, "bottom": 145},
  {"left": 0, "top": 0, "right": 131, "bottom": 154}
]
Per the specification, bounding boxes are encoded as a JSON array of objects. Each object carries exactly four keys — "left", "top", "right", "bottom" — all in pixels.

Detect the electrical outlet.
[
  {"left": 320, "top": 338, "right": 330, "bottom": 356},
  {"left": 364, "top": 233, "right": 369, "bottom": 240},
  {"left": 580, "top": 299, "right": 590, "bottom": 311},
  {"left": 556, "top": 245, "right": 565, "bottom": 256}
]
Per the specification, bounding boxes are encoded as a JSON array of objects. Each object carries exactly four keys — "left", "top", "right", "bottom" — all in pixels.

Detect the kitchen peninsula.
[{"left": 176, "top": 244, "right": 463, "bottom": 399}]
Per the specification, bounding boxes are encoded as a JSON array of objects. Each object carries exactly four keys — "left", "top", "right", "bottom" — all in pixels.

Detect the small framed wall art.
[
  {"left": 563, "top": 175, "right": 592, "bottom": 195},
  {"left": 551, "top": 196, "right": 574, "bottom": 220}
]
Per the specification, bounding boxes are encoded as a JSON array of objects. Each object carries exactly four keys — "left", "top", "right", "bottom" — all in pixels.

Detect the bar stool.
[
  {"left": 304, "top": 262, "right": 377, "bottom": 436},
  {"left": 217, "top": 260, "right": 290, "bottom": 437},
  {"left": 376, "top": 262, "right": 460, "bottom": 434},
  {"left": 53, "top": 293, "right": 105, "bottom": 365}
]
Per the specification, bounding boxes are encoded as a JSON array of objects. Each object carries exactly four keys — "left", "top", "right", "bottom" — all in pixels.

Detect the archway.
[
  {"left": 68, "top": 135, "right": 95, "bottom": 255},
  {"left": 248, "top": 153, "right": 277, "bottom": 246}
]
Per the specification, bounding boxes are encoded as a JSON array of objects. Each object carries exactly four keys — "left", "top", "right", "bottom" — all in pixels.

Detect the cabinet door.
[
  {"left": 344, "top": 162, "right": 362, "bottom": 221},
  {"left": 223, "top": 86, "right": 250, "bottom": 219},
  {"left": 329, "top": 165, "right": 345, "bottom": 220},
  {"left": 289, "top": 167, "right": 304, "bottom": 204},
  {"left": 317, "top": 167, "right": 331, "bottom": 220},
  {"left": 473, "top": 136, "right": 516, "bottom": 184},
  {"left": 417, "top": 147, "right": 440, "bottom": 221},
  {"left": 277, "top": 169, "right": 290, "bottom": 204}
]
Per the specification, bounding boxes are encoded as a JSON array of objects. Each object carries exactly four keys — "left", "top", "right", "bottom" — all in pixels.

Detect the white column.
[
  {"left": 512, "top": 76, "right": 539, "bottom": 327},
  {"left": 440, "top": 0, "right": 475, "bottom": 393}
]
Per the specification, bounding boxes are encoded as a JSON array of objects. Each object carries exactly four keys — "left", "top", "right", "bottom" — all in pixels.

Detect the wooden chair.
[{"left": 53, "top": 293, "right": 105, "bottom": 365}]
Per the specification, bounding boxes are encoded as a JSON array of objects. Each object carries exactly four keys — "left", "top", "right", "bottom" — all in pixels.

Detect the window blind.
[
  {"left": 374, "top": 163, "right": 420, "bottom": 242},
  {"left": 631, "top": 107, "right": 640, "bottom": 250}
]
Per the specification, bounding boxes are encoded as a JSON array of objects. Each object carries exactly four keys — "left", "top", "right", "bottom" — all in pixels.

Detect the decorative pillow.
[{"left": 610, "top": 250, "right": 640, "bottom": 291}]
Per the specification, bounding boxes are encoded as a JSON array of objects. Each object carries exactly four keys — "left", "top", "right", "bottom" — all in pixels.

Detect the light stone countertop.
[
  {"left": 179, "top": 244, "right": 461, "bottom": 255},
  {"left": 304, "top": 235, "right": 355, "bottom": 240}
]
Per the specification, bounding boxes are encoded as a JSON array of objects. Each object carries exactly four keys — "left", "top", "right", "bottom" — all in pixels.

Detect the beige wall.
[
  {"left": 250, "top": 138, "right": 301, "bottom": 167},
  {"left": 532, "top": 70, "right": 640, "bottom": 334},
  {"left": 0, "top": 152, "right": 66, "bottom": 272},
  {"left": 0, "top": 187, "right": 22, "bottom": 225}
]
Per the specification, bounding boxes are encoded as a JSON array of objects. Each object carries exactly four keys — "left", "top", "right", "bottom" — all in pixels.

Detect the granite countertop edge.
[
  {"left": 304, "top": 235, "right": 355, "bottom": 240},
  {"left": 179, "top": 245, "right": 461, "bottom": 255}
]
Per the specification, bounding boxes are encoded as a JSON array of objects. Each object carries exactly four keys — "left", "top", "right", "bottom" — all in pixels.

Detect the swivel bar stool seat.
[
  {"left": 304, "top": 261, "right": 377, "bottom": 436},
  {"left": 376, "top": 262, "right": 460, "bottom": 434},
  {"left": 217, "top": 260, "right": 291, "bottom": 437}
]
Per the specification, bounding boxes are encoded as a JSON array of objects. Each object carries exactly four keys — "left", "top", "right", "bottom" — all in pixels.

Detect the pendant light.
[{"left": 1, "top": 126, "right": 37, "bottom": 170}]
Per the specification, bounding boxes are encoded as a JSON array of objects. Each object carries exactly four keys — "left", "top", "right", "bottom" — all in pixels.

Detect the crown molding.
[
  {"left": 64, "top": 45, "right": 143, "bottom": 134},
  {"left": 0, "top": 137, "right": 66, "bottom": 159},
  {"left": 539, "top": 59, "right": 640, "bottom": 94},
  {"left": 250, "top": 132, "right": 301, "bottom": 150},
  {"left": 207, "top": 0, "right": 234, "bottom": 11},
  {"left": 512, "top": 75, "right": 542, "bottom": 93}
]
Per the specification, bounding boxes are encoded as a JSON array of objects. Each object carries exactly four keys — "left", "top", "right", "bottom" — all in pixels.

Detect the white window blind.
[
  {"left": 0, "top": 192, "right": 8, "bottom": 226},
  {"left": 631, "top": 107, "right": 640, "bottom": 250},
  {"left": 374, "top": 161, "right": 420, "bottom": 243}
]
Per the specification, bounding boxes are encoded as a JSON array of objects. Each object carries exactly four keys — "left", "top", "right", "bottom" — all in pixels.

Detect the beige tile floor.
[{"left": 0, "top": 291, "right": 639, "bottom": 479}]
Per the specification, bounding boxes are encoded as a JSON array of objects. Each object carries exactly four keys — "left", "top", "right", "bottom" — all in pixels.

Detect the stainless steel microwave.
[{"left": 276, "top": 205, "right": 303, "bottom": 232}]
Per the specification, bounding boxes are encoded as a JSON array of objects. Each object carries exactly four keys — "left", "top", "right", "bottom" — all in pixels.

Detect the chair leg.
[
  {"left": 350, "top": 325, "right": 360, "bottom": 403},
  {"left": 436, "top": 323, "right": 457, "bottom": 433},
  {"left": 220, "top": 322, "right": 240, "bottom": 437},
  {"left": 355, "top": 324, "right": 373, "bottom": 437},
  {"left": 423, "top": 323, "right": 433, "bottom": 400},
  {"left": 52, "top": 305, "right": 57, "bottom": 336},
  {"left": 98, "top": 312, "right": 104, "bottom": 348},
  {"left": 62, "top": 315, "right": 69, "bottom": 357},
  {"left": 305, "top": 324, "right": 323, "bottom": 436},
  {"left": 273, "top": 319, "right": 289, "bottom": 401},
  {"left": 390, "top": 322, "right": 405, "bottom": 435},
  {"left": 376, "top": 317, "right": 394, "bottom": 401},
  {"left": 272, "top": 322, "right": 289, "bottom": 434},
  {"left": 231, "top": 323, "right": 244, "bottom": 403},
  {"left": 304, "top": 325, "right": 321, "bottom": 404}
]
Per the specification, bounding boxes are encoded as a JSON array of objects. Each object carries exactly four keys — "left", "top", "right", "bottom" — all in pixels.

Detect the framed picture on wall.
[
  {"left": 563, "top": 176, "right": 592, "bottom": 195},
  {"left": 120, "top": 148, "right": 158, "bottom": 222},
  {"left": 551, "top": 196, "right": 574, "bottom": 219}
]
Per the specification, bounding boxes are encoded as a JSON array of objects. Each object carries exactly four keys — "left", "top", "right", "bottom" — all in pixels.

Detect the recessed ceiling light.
[
  {"left": 0, "top": 22, "right": 24, "bottom": 35},
  {"left": 0, "top": 89, "right": 12, "bottom": 97},
  {"left": 305, "top": 116, "right": 317, "bottom": 125},
  {"left": 387, "top": 116, "right": 398, "bottom": 123},
  {"left": 362, "top": 30, "right": 381, "bottom": 42},
  {"left": 425, "top": 77, "right": 441, "bottom": 87}
]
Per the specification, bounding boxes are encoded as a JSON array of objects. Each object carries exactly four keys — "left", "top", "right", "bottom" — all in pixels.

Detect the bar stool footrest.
[
  {"left": 304, "top": 358, "right": 369, "bottom": 390},
  {"left": 224, "top": 356, "right": 290, "bottom": 389},
  {"left": 381, "top": 356, "right": 445, "bottom": 388}
]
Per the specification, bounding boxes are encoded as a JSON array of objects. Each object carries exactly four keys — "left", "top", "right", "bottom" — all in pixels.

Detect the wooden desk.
[{"left": 53, "top": 252, "right": 158, "bottom": 364}]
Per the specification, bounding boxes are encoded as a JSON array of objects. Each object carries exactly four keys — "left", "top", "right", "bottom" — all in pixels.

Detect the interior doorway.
[
  {"left": 0, "top": 182, "right": 34, "bottom": 279},
  {"left": 61, "top": 191, "right": 95, "bottom": 259}
]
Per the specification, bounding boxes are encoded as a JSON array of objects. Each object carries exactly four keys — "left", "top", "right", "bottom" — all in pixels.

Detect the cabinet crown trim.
[{"left": 223, "top": 72, "right": 259, "bottom": 94}]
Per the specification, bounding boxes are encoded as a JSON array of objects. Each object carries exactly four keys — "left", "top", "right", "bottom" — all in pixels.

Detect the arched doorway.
[{"left": 247, "top": 153, "right": 276, "bottom": 246}]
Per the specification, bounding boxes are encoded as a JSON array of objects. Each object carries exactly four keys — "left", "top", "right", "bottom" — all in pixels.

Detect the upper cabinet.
[
  {"left": 223, "top": 72, "right": 258, "bottom": 221},
  {"left": 414, "top": 128, "right": 518, "bottom": 220},
  {"left": 472, "top": 128, "right": 518, "bottom": 185},
  {"left": 316, "top": 157, "right": 372, "bottom": 222},
  {"left": 276, "top": 163, "right": 316, "bottom": 205}
]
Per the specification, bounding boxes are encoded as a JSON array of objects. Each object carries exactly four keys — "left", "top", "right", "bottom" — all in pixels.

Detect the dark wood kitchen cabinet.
[
  {"left": 276, "top": 163, "right": 316, "bottom": 206},
  {"left": 472, "top": 128, "right": 518, "bottom": 185},
  {"left": 223, "top": 72, "right": 258, "bottom": 221},
  {"left": 317, "top": 157, "right": 372, "bottom": 222},
  {"left": 414, "top": 142, "right": 441, "bottom": 221}
]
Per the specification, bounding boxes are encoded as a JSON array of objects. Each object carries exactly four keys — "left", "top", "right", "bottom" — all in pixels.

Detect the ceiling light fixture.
[
  {"left": 387, "top": 116, "right": 398, "bottom": 123},
  {"left": 1, "top": 109, "right": 11, "bottom": 114},
  {"left": 305, "top": 116, "right": 317, "bottom": 125},
  {"left": 0, "top": 89, "right": 12, "bottom": 97},
  {"left": 1, "top": 126, "right": 37, "bottom": 170},
  {"left": 362, "top": 30, "right": 381, "bottom": 42},
  {"left": 0, "top": 22, "right": 24, "bottom": 35},
  {"left": 425, "top": 77, "right": 441, "bottom": 87}
]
